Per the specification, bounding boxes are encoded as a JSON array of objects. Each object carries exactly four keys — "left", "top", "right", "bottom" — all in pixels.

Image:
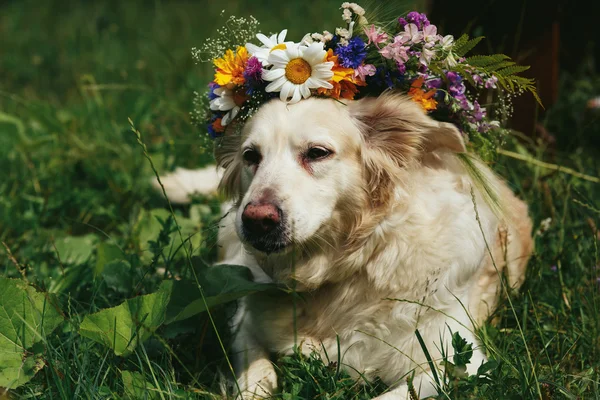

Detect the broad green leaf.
[
  {"left": 95, "top": 242, "right": 123, "bottom": 277},
  {"left": 122, "top": 370, "right": 159, "bottom": 400},
  {"left": 79, "top": 281, "right": 172, "bottom": 356},
  {"left": 80, "top": 264, "right": 276, "bottom": 354},
  {"left": 0, "top": 277, "right": 64, "bottom": 388},
  {"left": 52, "top": 234, "right": 98, "bottom": 265},
  {"left": 134, "top": 209, "right": 203, "bottom": 263},
  {"left": 101, "top": 260, "right": 133, "bottom": 294},
  {"left": 165, "top": 263, "right": 276, "bottom": 324}
]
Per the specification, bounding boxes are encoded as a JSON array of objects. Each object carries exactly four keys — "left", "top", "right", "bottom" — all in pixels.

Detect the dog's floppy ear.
[
  {"left": 350, "top": 92, "right": 465, "bottom": 207},
  {"left": 214, "top": 129, "right": 243, "bottom": 200}
]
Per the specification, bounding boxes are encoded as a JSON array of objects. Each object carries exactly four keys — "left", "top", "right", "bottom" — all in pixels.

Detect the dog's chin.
[
  {"left": 241, "top": 229, "right": 292, "bottom": 255},
  {"left": 246, "top": 239, "right": 290, "bottom": 254}
]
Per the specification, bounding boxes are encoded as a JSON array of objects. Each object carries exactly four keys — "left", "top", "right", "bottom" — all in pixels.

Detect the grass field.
[{"left": 1, "top": 0, "right": 600, "bottom": 399}]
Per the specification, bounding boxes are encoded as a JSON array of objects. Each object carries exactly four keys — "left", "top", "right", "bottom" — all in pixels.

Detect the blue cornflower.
[{"left": 335, "top": 36, "right": 367, "bottom": 69}]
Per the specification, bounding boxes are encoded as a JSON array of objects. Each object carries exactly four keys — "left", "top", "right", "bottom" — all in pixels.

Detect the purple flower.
[
  {"left": 399, "top": 11, "right": 430, "bottom": 29},
  {"left": 426, "top": 78, "right": 442, "bottom": 89},
  {"left": 446, "top": 71, "right": 462, "bottom": 84},
  {"left": 243, "top": 56, "right": 263, "bottom": 86},
  {"left": 485, "top": 75, "right": 499, "bottom": 89},
  {"left": 472, "top": 74, "right": 483, "bottom": 86},
  {"left": 397, "top": 63, "right": 407, "bottom": 75},
  {"left": 335, "top": 36, "right": 367, "bottom": 68},
  {"left": 472, "top": 101, "right": 486, "bottom": 121}
]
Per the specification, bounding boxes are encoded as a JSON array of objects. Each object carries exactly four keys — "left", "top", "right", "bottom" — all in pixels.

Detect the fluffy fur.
[{"left": 161, "top": 93, "right": 533, "bottom": 399}]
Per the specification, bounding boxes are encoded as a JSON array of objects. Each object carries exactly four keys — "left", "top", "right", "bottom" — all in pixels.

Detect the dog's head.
[{"left": 215, "top": 92, "right": 466, "bottom": 255}]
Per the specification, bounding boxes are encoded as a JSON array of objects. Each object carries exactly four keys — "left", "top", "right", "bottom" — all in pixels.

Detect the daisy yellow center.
[
  {"left": 285, "top": 58, "right": 312, "bottom": 84},
  {"left": 270, "top": 43, "right": 287, "bottom": 52}
]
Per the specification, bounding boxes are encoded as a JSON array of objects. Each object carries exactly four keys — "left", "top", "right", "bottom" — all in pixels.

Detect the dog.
[{"left": 159, "top": 92, "right": 533, "bottom": 399}]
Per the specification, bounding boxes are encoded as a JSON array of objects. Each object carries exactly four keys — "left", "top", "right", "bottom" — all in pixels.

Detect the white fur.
[
  {"left": 154, "top": 166, "right": 222, "bottom": 204},
  {"left": 160, "top": 95, "right": 532, "bottom": 399}
]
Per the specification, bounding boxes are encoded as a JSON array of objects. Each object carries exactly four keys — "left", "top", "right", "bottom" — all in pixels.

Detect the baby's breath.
[{"left": 192, "top": 15, "right": 259, "bottom": 63}]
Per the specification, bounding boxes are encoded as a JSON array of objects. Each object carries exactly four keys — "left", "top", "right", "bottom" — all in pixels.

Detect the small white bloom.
[
  {"left": 440, "top": 34, "right": 454, "bottom": 51},
  {"left": 262, "top": 42, "right": 334, "bottom": 104},
  {"left": 336, "top": 27, "right": 351, "bottom": 39},
  {"left": 349, "top": 3, "right": 365, "bottom": 16},
  {"left": 246, "top": 30, "right": 293, "bottom": 66},
  {"left": 444, "top": 52, "right": 458, "bottom": 68},
  {"left": 342, "top": 8, "right": 352, "bottom": 23},
  {"left": 209, "top": 87, "right": 240, "bottom": 126},
  {"left": 311, "top": 33, "right": 324, "bottom": 41},
  {"left": 322, "top": 30, "right": 334, "bottom": 42},
  {"left": 420, "top": 47, "right": 436, "bottom": 66}
]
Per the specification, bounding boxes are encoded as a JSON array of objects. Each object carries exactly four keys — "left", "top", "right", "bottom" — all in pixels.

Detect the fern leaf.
[
  {"left": 454, "top": 36, "right": 484, "bottom": 57},
  {"left": 466, "top": 54, "right": 511, "bottom": 68},
  {"left": 496, "top": 65, "right": 530, "bottom": 76}
]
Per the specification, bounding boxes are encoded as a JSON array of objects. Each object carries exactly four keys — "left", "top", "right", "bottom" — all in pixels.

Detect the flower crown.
[{"left": 193, "top": 3, "right": 540, "bottom": 159}]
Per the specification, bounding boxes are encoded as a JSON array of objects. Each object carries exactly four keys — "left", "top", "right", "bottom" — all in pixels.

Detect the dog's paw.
[
  {"left": 371, "top": 384, "right": 410, "bottom": 400},
  {"left": 235, "top": 358, "right": 277, "bottom": 399}
]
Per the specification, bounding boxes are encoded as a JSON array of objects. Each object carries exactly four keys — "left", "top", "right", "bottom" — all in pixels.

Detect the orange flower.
[
  {"left": 212, "top": 117, "right": 225, "bottom": 133},
  {"left": 213, "top": 46, "right": 249, "bottom": 87},
  {"left": 317, "top": 49, "right": 365, "bottom": 100},
  {"left": 408, "top": 77, "right": 437, "bottom": 111}
]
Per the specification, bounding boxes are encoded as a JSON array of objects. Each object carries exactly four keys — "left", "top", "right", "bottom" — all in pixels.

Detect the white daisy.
[
  {"left": 209, "top": 87, "right": 241, "bottom": 126},
  {"left": 262, "top": 42, "right": 334, "bottom": 104},
  {"left": 246, "top": 30, "right": 292, "bottom": 66}
]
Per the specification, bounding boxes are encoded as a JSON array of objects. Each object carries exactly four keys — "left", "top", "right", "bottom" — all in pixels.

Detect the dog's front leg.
[{"left": 231, "top": 300, "right": 277, "bottom": 399}]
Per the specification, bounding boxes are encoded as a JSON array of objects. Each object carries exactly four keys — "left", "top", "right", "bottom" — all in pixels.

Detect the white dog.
[{"left": 159, "top": 93, "right": 533, "bottom": 399}]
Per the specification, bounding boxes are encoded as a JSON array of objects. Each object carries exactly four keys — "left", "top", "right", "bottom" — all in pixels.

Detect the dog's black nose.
[{"left": 242, "top": 203, "right": 282, "bottom": 235}]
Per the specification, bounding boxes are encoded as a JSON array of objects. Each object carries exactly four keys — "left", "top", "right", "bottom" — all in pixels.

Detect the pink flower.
[
  {"left": 422, "top": 24, "right": 438, "bottom": 47},
  {"left": 355, "top": 64, "right": 376, "bottom": 80},
  {"left": 379, "top": 37, "right": 410, "bottom": 64},
  {"left": 363, "top": 25, "right": 388, "bottom": 48},
  {"left": 400, "top": 23, "right": 423, "bottom": 44}
]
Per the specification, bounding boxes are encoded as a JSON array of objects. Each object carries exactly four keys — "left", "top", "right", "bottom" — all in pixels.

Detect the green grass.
[{"left": 1, "top": 0, "right": 600, "bottom": 399}]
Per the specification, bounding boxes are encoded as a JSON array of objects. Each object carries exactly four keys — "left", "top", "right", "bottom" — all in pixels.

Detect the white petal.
[
  {"left": 300, "top": 84, "right": 311, "bottom": 99},
  {"left": 268, "top": 50, "right": 290, "bottom": 68},
  {"left": 265, "top": 76, "right": 287, "bottom": 92},
  {"left": 253, "top": 49, "right": 270, "bottom": 65},
  {"left": 210, "top": 96, "right": 235, "bottom": 111},
  {"left": 222, "top": 113, "right": 231, "bottom": 126},
  {"left": 256, "top": 33, "right": 272, "bottom": 47},
  {"left": 286, "top": 44, "right": 300, "bottom": 60},
  {"left": 303, "top": 42, "right": 326, "bottom": 65},
  {"left": 262, "top": 68, "right": 285, "bottom": 81},
  {"left": 306, "top": 77, "right": 332, "bottom": 89},
  {"left": 277, "top": 29, "right": 288, "bottom": 43},
  {"left": 290, "top": 86, "right": 302, "bottom": 104},
  {"left": 246, "top": 43, "right": 261, "bottom": 55},
  {"left": 229, "top": 106, "right": 240, "bottom": 120},
  {"left": 280, "top": 81, "right": 294, "bottom": 101}
]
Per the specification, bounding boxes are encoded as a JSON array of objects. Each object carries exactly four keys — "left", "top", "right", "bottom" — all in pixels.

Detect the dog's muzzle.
[{"left": 241, "top": 202, "right": 288, "bottom": 253}]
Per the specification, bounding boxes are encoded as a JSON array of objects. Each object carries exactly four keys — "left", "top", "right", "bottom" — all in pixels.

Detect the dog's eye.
[
  {"left": 243, "top": 148, "right": 261, "bottom": 165},
  {"left": 305, "top": 147, "right": 332, "bottom": 161}
]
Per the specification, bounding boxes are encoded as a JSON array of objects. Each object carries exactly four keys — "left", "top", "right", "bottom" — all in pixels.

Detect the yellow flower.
[
  {"left": 214, "top": 46, "right": 249, "bottom": 87},
  {"left": 408, "top": 77, "right": 437, "bottom": 111}
]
